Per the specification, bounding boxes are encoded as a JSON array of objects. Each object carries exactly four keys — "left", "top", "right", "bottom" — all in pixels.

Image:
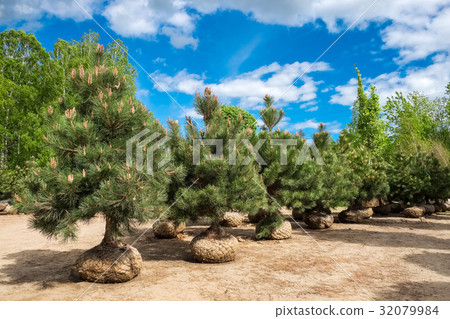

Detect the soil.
[{"left": 0, "top": 212, "right": 449, "bottom": 301}]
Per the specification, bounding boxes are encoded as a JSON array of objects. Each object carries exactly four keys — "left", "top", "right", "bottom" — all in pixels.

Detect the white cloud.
[
  {"left": 305, "top": 106, "right": 319, "bottom": 112},
  {"left": 137, "top": 89, "right": 149, "bottom": 97},
  {"left": 181, "top": 107, "right": 203, "bottom": 120},
  {"left": 2, "top": 0, "right": 449, "bottom": 57},
  {"left": 0, "top": 0, "right": 99, "bottom": 27},
  {"left": 103, "top": 0, "right": 198, "bottom": 49},
  {"left": 151, "top": 61, "right": 331, "bottom": 110},
  {"left": 291, "top": 119, "right": 342, "bottom": 134},
  {"left": 330, "top": 54, "right": 450, "bottom": 107},
  {"left": 381, "top": 6, "right": 450, "bottom": 63}
]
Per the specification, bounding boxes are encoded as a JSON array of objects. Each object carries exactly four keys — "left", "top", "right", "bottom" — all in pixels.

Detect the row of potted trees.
[{"left": 14, "top": 46, "right": 449, "bottom": 284}]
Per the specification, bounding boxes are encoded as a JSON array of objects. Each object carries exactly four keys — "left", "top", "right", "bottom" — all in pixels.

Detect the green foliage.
[
  {"left": 220, "top": 105, "right": 257, "bottom": 131},
  {"left": 170, "top": 90, "right": 267, "bottom": 224},
  {"left": 0, "top": 29, "right": 64, "bottom": 169},
  {"left": 338, "top": 131, "right": 389, "bottom": 206},
  {"left": 15, "top": 45, "right": 170, "bottom": 243},
  {"left": 259, "top": 94, "right": 286, "bottom": 132},
  {"left": 255, "top": 212, "right": 284, "bottom": 239},
  {"left": 257, "top": 129, "right": 303, "bottom": 206},
  {"left": 349, "top": 68, "right": 387, "bottom": 153},
  {"left": 313, "top": 122, "right": 332, "bottom": 151},
  {"left": 386, "top": 147, "right": 450, "bottom": 204},
  {"left": 384, "top": 90, "right": 450, "bottom": 164},
  {"left": 194, "top": 87, "right": 220, "bottom": 126},
  {"left": 0, "top": 166, "right": 30, "bottom": 199},
  {"left": 281, "top": 125, "right": 355, "bottom": 212}
]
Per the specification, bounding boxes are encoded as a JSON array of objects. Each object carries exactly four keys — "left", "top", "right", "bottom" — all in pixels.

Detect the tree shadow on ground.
[
  {"left": 136, "top": 224, "right": 258, "bottom": 263},
  {"left": 310, "top": 228, "right": 450, "bottom": 251},
  {"left": 404, "top": 252, "right": 450, "bottom": 277},
  {"left": 375, "top": 281, "right": 450, "bottom": 301},
  {"left": 365, "top": 216, "right": 450, "bottom": 231},
  {"left": 136, "top": 236, "right": 192, "bottom": 262},
  {"left": 0, "top": 249, "right": 84, "bottom": 287}
]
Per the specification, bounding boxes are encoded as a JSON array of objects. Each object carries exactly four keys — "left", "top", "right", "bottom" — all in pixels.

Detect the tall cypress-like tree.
[
  {"left": 350, "top": 68, "right": 386, "bottom": 153},
  {"left": 15, "top": 45, "right": 170, "bottom": 282}
]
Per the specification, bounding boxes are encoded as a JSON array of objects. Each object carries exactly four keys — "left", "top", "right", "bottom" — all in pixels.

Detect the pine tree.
[
  {"left": 253, "top": 128, "right": 301, "bottom": 238},
  {"left": 15, "top": 44, "right": 170, "bottom": 282},
  {"left": 169, "top": 88, "right": 266, "bottom": 262},
  {"left": 259, "top": 94, "right": 286, "bottom": 132},
  {"left": 194, "top": 87, "right": 220, "bottom": 126},
  {"left": 281, "top": 125, "right": 355, "bottom": 228}
]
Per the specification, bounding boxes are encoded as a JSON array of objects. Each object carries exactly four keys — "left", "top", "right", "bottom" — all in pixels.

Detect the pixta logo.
[
  {"left": 192, "top": 138, "right": 324, "bottom": 166},
  {"left": 126, "top": 129, "right": 171, "bottom": 175}
]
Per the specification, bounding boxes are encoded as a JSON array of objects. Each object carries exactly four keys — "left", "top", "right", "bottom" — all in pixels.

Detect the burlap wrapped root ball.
[
  {"left": 153, "top": 220, "right": 186, "bottom": 239},
  {"left": 403, "top": 206, "right": 426, "bottom": 218},
  {"left": 255, "top": 220, "right": 292, "bottom": 240},
  {"left": 74, "top": 244, "right": 142, "bottom": 283},
  {"left": 303, "top": 211, "right": 334, "bottom": 229},
  {"left": 190, "top": 226, "right": 238, "bottom": 263},
  {"left": 219, "top": 211, "right": 245, "bottom": 227},
  {"left": 338, "top": 208, "right": 373, "bottom": 223}
]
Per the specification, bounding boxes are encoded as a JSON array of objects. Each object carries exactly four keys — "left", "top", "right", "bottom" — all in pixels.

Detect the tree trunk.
[{"left": 101, "top": 217, "right": 116, "bottom": 246}]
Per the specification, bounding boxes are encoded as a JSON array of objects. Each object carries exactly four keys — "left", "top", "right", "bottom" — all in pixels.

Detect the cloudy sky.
[{"left": 1, "top": 0, "right": 449, "bottom": 137}]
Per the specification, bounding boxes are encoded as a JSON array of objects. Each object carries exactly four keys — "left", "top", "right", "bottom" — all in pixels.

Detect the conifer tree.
[
  {"left": 387, "top": 147, "right": 450, "bottom": 204},
  {"left": 15, "top": 44, "right": 170, "bottom": 282},
  {"left": 338, "top": 131, "right": 389, "bottom": 208},
  {"left": 281, "top": 124, "right": 355, "bottom": 228},
  {"left": 259, "top": 94, "right": 286, "bottom": 132},
  {"left": 169, "top": 88, "right": 266, "bottom": 262},
  {"left": 350, "top": 68, "right": 387, "bottom": 153}
]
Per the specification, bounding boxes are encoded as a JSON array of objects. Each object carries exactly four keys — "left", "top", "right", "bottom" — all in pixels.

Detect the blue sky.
[{"left": 1, "top": 0, "right": 450, "bottom": 138}]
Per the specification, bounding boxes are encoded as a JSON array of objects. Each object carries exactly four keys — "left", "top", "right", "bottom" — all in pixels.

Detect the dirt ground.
[{"left": 0, "top": 212, "right": 449, "bottom": 301}]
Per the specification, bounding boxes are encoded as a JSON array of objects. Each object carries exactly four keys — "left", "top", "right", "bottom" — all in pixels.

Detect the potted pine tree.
[
  {"left": 253, "top": 95, "right": 296, "bottom": 239},
  {"left": 281, "top": 124, "right": 355, "bottom": 229},
  {"left": 15, "top": 45, "right": 171, "bottom": 283},
  {"left": 169, "top": 88, "right": 266, "bottom": 262}
]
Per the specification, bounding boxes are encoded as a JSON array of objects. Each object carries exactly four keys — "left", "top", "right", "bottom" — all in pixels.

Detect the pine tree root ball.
[
  {"left": 190, "top": 226, "right": 238, "bottom": 263},
  {"left": 255, "top": 220, "right": 292, "bottom": 240},
  {"left": 434, "top": 202, "right": 450, "bottom": 212},
  {"left": 219, "top": 211, "right": 245, "bottom": 227},
  {"left": 303, "top": 212, "right": 334, "bottom": 229},
  {"left": 420, "top": 204, "right": 435, "bottom": 215},
  {"left": 292, "top": 207, "right": 303, "bottom": 220},
  {"left": 153, "top": 221, "right": 186, "bottom": 239},
  {"left": 403, "top": 206, "right": 426, "bottom": 218},
  {"left": 338, "top": 208, "right": 373, "bottom": 223},
  {"left": 361, "top": 198, "right": 380, "bottom": 208},
  {"left": 74, "top": 244, "right": 142, "bottom": 283}
]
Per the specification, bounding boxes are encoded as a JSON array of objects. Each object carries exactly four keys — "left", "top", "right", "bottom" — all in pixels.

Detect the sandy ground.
[{"left": 0, "top": 212, "right": 449, "bottom": 301}]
